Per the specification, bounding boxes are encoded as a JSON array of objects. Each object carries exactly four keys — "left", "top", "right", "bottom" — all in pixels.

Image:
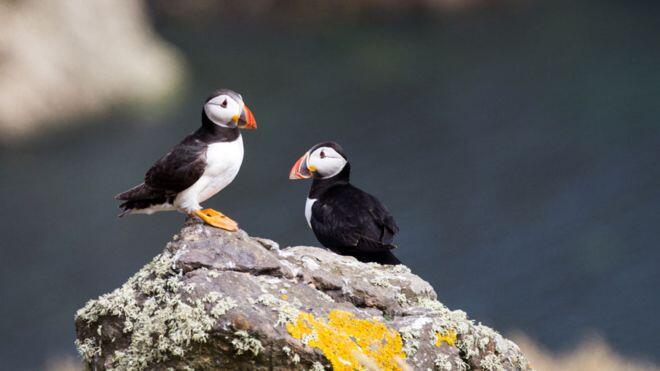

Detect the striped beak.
[
  {"left": 237, "top": 104, "right": 257, "bottom": 129},
  {"left": 289, "top": 152, "right": 312, "bottom": 179}
]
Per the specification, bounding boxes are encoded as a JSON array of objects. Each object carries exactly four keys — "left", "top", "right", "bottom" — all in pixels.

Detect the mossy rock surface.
[{"left": 75, "top": 219, "right": 531, "bottom": 370}]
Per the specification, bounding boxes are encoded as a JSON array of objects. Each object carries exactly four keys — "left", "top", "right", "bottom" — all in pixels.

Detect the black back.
[
  {"left": 145, "top": 113, "right": 238, "bottom": 193},
  {"left": 308, "top": 160, "right": 401, "bottom": 265}
]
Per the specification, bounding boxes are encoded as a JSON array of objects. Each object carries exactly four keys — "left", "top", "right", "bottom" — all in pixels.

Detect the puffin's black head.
[
  {"left": 203, "top": 89, "right": 257, "bottom": 130},
  {"left": 289, "top": 141, "right": 349, "bottom": 180}
]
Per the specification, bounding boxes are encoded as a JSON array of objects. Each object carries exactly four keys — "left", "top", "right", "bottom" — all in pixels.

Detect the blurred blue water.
[{"left": 1, "top": 0, "right": 659, "bottom": 368}]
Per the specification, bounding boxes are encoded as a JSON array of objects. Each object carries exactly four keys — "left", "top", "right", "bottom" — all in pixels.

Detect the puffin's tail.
[
  {"left": 114, "top": 183, "right": 168, "bottom": 217},
  {"left": 352, "top": 237, "right": 402, "bottom": 265},
  {"left": 354, "top": 249, "right": 402, "bottom": 265}
]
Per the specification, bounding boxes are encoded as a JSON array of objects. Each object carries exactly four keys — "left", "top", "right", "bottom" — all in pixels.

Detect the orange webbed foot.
[{"left": 193, "top": 208, "right": 238, "bottom": 231}]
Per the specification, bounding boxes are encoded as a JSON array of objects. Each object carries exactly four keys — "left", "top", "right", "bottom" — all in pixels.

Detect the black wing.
[
  {"left": 363, "top": 192, "right": 399, "bottom": 245},
  {"left": 145, "top": 136, "right": 207, "bottom": 193},
  {"left": 311, "top": 184, "right": 399, "bottom": 253}
]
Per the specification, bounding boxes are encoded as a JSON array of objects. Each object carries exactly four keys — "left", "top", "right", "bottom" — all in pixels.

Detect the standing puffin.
[
  {"left": 289, "top": 142, "right": 401, "bottom": 265},
  {"left": 115, "top": 89, "right": 257, "bottom": 231}
]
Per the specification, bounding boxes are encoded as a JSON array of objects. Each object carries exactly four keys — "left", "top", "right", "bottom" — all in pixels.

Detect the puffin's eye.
[
  {"left": 320, "top": 151, "right": 326, "bottom": 159},
  {"left": 220, "top": 99, "right": 228, "bottom": 108}
]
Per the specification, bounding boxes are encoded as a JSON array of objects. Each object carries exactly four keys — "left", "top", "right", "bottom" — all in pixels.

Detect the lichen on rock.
[
  {"left": 286, "top": 310, "right": 405, "bottom": 370},
  {"left": 75, "top": 250, "right": 224, "bottom": 369},
  {"left": 231, "top": 330, "right": 265, "bottom": 356},
  {"left": 75, "top": 219, "right": 531, "bottom": 370}
]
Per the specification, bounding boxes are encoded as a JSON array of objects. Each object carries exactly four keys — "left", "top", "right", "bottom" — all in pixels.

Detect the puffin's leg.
[{"left": 193, "top": 208, "right": 238, "bottom": 231}]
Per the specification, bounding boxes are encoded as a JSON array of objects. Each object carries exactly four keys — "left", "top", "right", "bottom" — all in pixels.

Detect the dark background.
[{"left": 1, "top": 0, "right": 659, "bottom": 369}]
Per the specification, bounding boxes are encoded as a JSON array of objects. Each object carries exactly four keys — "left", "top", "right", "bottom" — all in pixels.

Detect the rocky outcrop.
[
  {"left": 0, "top": 0, "right": 183, "bottom": 142},
  {"left": 75, "top": 220, "right": 531, "bottom": 370}
]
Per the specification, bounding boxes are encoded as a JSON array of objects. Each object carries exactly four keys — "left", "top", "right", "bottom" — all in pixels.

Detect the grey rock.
[
  {"left": 75, "top": 219, "right": 531, "bottom": 370},
  {"left": 168, "top": 222, "right": 286, "bottom": 276}
]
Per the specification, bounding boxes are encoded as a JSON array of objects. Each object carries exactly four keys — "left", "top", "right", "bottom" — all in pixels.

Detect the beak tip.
[
  {"left": 289, "top": 153, "right": 312, "bottom": 179},
  {"left": 237, "top": 104, "right": 257, "bottom": 129}
]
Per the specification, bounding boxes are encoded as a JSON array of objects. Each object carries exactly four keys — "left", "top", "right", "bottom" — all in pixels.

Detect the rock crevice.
[{"left": 75, "top": 220, "right": 531, "bottom": 370}]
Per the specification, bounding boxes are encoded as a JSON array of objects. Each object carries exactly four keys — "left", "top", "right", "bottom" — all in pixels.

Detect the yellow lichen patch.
[
  {"left": 281, "top": 294, "right": 289, "bottom": 300},
  {"left": 435, "top": 329, "right": 457, "bottom": 347},
  {"left": 286, "top": 310, "right": 405, "bottom": 371}
]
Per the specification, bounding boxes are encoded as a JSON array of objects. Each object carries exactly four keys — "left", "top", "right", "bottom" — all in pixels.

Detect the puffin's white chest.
[
  {"left": 199, "top": 136, "right": 244, "bottom": 201},
  {"left": 305, "top": 198, "right": 317, "bottom": 229},
  {"left": 175, "top": 136, "right": 243, "bottom": 211},
  {"left": 205, "top": 136, "right": 244, "bottom": 175}
]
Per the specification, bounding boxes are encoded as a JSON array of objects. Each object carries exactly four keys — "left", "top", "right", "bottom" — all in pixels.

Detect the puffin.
[
  {"left": 289, "top": 142, "right": 401, "bottom": 265},
  {"left": 115, "top": 89, "right": 257, "bottom": 231}
]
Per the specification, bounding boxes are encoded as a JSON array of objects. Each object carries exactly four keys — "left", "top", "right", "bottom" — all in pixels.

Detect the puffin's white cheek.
[
  {"left": 318, "top": 158, "right": 346, "bottom": 178},
  {"left": 205, "top": 105, "right": 230, "bottom": 125}
]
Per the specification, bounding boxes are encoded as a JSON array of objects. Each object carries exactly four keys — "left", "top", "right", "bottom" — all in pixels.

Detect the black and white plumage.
[
  {"left": 115, "top": 89, "right": 256, "bottom": 229},
  {"left": 289, "top": 142, "right": 401, "bottom": 265}
]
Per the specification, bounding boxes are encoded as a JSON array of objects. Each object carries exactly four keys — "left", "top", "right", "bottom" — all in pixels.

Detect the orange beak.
[
  {"left": 238, "top": 104, "right": 257, "bottom": 129},
  {"left": 289, "top": 152, "right": 312, "bottom": 179}
]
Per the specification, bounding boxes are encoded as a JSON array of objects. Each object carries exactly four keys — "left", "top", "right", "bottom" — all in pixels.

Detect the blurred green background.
[{"left": 0, "top": 0, "right": 659, "bottom": 369}]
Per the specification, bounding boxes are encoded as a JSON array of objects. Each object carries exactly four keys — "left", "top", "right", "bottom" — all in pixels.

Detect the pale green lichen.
[
  {"left": 416, "top": 297, "right": 447, "bottom": 313},
  {"left": 392, "top": 295, "right": 529, "bottom": 370},
  {"left": 479, "top": 336, "right": 490, "bottom": 350},
  {"left": 231, "top": 330, "right": 264, "bottom": 356},
  {"left": 434, "top": 354, "right": 467, "bottom": 371},
  {"left": 433, "top": 354, "right": 452, "bottom": 370},
  {"left": 480, "top": 353, "right": 506, "bottom": 371},
  {"left": 74, "top": 252, "right": 230, "bottom": 370},
  {"left": 182, "top": 282, "right": 196, "bottom": 294},
  {"left": 210, "top": 297, "right": 237, "bottom": 318},
  {"left": 423, "top": 304, "right": 529, "bottom": 370},
  {"left": 399, "top": 328, "right": 420, "bottom": 357},
  {"left": 201, "top": 291, "right": 237, "bottom": 318},
  {"left": 256, "top": 293, "right": 301, "bottom": 326},
  {"left": 371, "top": 276, "right": 395, "bottom": 288},
  {"left": 311, "top": 361, "right": 326, "bottom": 370},
  {"left": 282, "top": 345, "right": 301, "bottom": 364},
  {"left": 398, "top": 317, "right": 431, "bottom": 357},
  {"left": 75, "top": 337, "right": 101, "bottom": 361},
  {"left": 202, "top": 291, "right": 222, "bottom": 303}
]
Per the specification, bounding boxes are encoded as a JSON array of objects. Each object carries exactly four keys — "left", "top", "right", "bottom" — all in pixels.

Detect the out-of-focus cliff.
[
  {"left": 150, "top": 0, "right": 518, "bottom": 21},
  {"left": 0, "top": 0, "right": 184, "bottom": 143}
]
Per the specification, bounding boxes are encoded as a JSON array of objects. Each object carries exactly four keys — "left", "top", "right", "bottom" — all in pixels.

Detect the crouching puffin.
[
  {"left": 115, "top": 89, "right": 257, "bottom": 231},
  {"left": 289, "top": 142, "right": 401, "bottom": 265}
]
